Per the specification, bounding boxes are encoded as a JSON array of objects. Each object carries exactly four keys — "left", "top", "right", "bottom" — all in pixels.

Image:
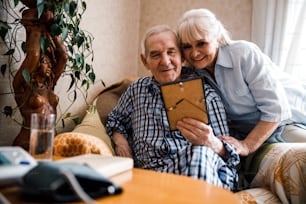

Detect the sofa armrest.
[{"left": 247, "top": 143, "right": 306, "bottom": 204}]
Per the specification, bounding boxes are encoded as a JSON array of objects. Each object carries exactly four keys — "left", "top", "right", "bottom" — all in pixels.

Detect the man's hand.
[
  {"left": 115, "top": 143, "right": 133, "bottom": 158},
  {"left": 112, "top": 132, "right": 133, "bottom": 158},
  {"left": 176, "top": 118, "right": 225, "bottom": 157}
]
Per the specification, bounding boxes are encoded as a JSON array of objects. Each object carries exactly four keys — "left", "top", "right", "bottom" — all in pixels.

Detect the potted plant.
[{"left": 0, "top": 0, "right": 100, "bottom": 150}]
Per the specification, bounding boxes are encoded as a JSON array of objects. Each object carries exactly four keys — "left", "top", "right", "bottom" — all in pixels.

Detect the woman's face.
[{"left": 181, "top": 35, "right": 218, "bottom": 70}]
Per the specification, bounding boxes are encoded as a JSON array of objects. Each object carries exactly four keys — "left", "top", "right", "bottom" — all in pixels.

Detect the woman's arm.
[{"left": 221, "top": 120, "right": 280, "bottom": 156}]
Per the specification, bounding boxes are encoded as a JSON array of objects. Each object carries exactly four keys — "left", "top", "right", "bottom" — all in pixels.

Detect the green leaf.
[
  {"left": 69, "top": 1, "right": 77, "bottom": 16},
  {"left": 88, "top": 72, "right": 95, "bottom": 83},
  {"left": 21, "top": 41, "right": 26, "bottom": 53},
  {"left": 68, "top": 45, "right": 73, "bottom": 55},
  {"left": 61, "top": 118, "right": 65, "bottom": 128},
  {"left": 81, "top": 79, "right": 87, "bottom": 87},
  {"left": 74, "top": 71, "right": 80, "bottom": 80},
  {"left": 68, "top": 74, "right": 75, "bottom": 91},
  {"left": 50, "top": 23, "right": 62, "bottom": 36},
  {"left": 40, "top": 37, "right": 50, "bottom": 55},
  {"left": 37, "top": 0, "right": 45, "bottom": 18},
  {"left": 0, "top": 21, "right": 11, "bottom": 41},
  {"left": 61, "top": 27, "right": 68, "bottom": 40},
  {"left": 76, "top": 35, "right": 85, "bottom": 48},
  {"left": 4, "top": 49, "right": 14, "bottom": 55},
  {"left": 85, "top": 64, "right": 91, "bottom": 73},
  {"left": 14, "top": 0, "right": 20, "bottom": 7},
  {"left": 1, "top": 64, "right": 7, "bottom": 76},
  {"left": 72, "top": 117, "right": 81, "bottom": 125},
  {"left": 75, "top": 53, "right": 84, "bottom": 66},
  {"left": 100, "top": 80, "right": 106, "bottom": 87},
  {"left": 64, "top": 2, "right": 70, "bottom": 14},
  {"left": 22, "top": 69, "right": 31, "bottom": 83},
  {"left": 3, "top": 106, "right": 13, "bottom": 117},
  {"left": 72, "top": 90, "right": 77, "bottom": 102},
  {"left": 82, "top": 1, "right": 87, "bottom": 10}
]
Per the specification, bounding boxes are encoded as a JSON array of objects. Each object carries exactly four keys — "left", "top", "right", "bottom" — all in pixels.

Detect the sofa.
[{"left": 53, "top": 78, "right": 306, "bottom": 204}]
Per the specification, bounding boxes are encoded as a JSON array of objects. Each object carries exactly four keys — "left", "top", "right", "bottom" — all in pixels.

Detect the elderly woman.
[{"left": 176, "top": 8, "right": 306, "bottom": 157}]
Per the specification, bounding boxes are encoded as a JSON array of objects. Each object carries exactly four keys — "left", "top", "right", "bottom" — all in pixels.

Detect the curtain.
[
  {"left": 252, "top": 0, "right": 306, "bottom": 80},
  {"left": 251, "top": 0, "right": 288, "bottom": 65}
]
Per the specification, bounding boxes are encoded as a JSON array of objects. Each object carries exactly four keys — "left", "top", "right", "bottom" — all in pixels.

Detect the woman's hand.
[
  {"left": 176, "top": 118, "right": 225, "bottom": 157},
  {"left": 220, "top": 136, "right": 250, "bottom": 156},
  {"left": 221, "top": 120, "right": 280, "bottom": 157}
]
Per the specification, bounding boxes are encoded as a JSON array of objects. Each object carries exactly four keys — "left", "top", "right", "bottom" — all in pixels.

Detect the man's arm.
[{"left": 111, "top": 132, "right": 133, "bottom": 158}]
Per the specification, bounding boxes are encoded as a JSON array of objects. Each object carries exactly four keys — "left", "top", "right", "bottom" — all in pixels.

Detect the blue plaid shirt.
[{"left": 106, "top": 74, "right": 240, "bottom": 191}]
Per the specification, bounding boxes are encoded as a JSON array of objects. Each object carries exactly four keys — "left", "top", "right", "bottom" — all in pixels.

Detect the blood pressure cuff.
[{"left": 20, "top": 162, "right": 122, "bottom": 202}]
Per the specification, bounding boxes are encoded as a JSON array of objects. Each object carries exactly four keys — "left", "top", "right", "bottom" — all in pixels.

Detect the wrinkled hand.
[
  {"left": 115, "top": 143, "right": 133, "bottom": 158},
  {"left": 176, "top": 118, "right": 224, "bottom": 156},
  {"left": 112, "top": 132, "right": 133, "bottom": 158},
  {"left": 220, "top": 135, "right": 250, "bottom": 156}
]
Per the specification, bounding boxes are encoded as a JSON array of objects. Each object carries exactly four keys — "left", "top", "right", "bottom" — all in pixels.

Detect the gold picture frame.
[{"left": 160, "top": 78, "right": 208, "bottom": 130}]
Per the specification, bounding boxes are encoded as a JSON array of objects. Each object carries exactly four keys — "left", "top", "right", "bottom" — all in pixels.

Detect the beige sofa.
[{"left": 53, "top": 78, "right": 306, "bottom": 204}]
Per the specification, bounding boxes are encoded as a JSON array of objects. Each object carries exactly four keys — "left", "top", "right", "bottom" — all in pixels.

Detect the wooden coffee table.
[{"left": 0, "top": 162, "right": 240, "bottom": 204}]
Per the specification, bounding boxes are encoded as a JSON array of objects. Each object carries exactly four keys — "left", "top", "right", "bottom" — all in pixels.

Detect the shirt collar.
[
  {"left": 216, "top": 45, "right": 233, "bottom": 69},
  {"left": 149, "top": 77, "right": 161, "bottom": 94}
]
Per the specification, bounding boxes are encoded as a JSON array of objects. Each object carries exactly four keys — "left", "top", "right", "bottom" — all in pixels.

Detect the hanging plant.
[{"left": 0, "top": 0, "right": 104, "bottom": 150}]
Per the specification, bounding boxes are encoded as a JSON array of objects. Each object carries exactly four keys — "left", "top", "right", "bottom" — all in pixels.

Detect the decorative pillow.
[
  {"left": 53, "top": 132, "right": 113, "bottom": 157},
  {"left": 72, "top": 102, "right": 114, "bottom": 154},
  {"left": 250, "top": 143, "right": 306, "bottom": 204},
  {"left": 235, "top": 188, "right": 281, "bottom": 204}
]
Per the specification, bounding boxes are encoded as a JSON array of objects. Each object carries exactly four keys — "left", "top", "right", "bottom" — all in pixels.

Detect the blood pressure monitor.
[{"left": 0, "top": 146, "right": 37, "bottom": 187}]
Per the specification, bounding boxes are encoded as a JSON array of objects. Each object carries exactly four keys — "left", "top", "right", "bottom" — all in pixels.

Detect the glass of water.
[{"left": 29, "top": 113, "right": 56, "bottom": 161}]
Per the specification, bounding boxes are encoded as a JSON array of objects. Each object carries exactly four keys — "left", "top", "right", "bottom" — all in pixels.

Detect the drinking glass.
[{"left": 29, "top": 113, "right": 56, "bottom": 161}]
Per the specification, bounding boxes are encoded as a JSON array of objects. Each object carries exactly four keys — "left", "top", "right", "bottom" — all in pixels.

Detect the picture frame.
[{"left": 160, "top": 78, "right": 208, "bottom": 130}]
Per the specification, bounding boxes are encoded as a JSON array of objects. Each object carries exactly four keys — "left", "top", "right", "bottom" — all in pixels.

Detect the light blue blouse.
[{"left": 199, "top": 40, "right": 306, "bottom": 140}]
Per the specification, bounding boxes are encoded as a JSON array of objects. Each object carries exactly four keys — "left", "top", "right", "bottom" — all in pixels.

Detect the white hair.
[
  {"left": 177, "top": 8, "right": 231, "bottom": 46},
  {"left": 141, "top": 24, "right": 179, "bottom": 56}
]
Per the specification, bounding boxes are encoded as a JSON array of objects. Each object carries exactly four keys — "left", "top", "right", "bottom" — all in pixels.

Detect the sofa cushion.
[
  {"left": 72, "top": 102, "right": 114, "bottom": 154},
  {"left": 96, "top": 77, "right": 136, "bottom": 125},
  {"left": 250, "top": 143, "right": 306, "bottom": 204}
]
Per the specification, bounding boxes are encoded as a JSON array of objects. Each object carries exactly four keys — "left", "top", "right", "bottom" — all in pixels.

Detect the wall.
[
  {"left": 54, "top": 0, "right": 141, "bottom": 133},
  {"left": 138, "top": 0, "right": 252, "bottom": 76},
  {"left": 0, "top": 0, "right": 251, "bottom": 146},
  {"left": 0, "top": 0, "right": 141, "bottom": 145}
]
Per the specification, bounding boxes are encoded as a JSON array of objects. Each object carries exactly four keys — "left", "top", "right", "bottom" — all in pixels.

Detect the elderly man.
[{"left": 106, "top": 25, "right": 240, "bottom": 191}]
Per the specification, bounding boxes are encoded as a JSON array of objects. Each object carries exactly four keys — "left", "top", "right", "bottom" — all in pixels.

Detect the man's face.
[{"left": 141, "top": 31, "right": 182, "bottom": 84}]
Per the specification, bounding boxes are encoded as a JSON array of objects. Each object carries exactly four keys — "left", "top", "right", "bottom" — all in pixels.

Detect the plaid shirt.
[{"left": 106, "top": 73, "right": 240, "bottom": 191}]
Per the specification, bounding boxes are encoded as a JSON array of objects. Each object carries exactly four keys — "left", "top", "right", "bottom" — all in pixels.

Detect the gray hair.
[
  {"left": 141, "top": 24, "right": 180, "bottom": 57},
  {"left": 177, "top": 9, "right": 231, "bottom": 46}
]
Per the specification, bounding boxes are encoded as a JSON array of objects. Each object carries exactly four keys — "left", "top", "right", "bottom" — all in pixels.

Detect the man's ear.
[
  {"left": 140, "top": 54, "right": 148, "bottom": 69},
  {"left": 181, "top": 55, "right": 185, "bottom": 64}
]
